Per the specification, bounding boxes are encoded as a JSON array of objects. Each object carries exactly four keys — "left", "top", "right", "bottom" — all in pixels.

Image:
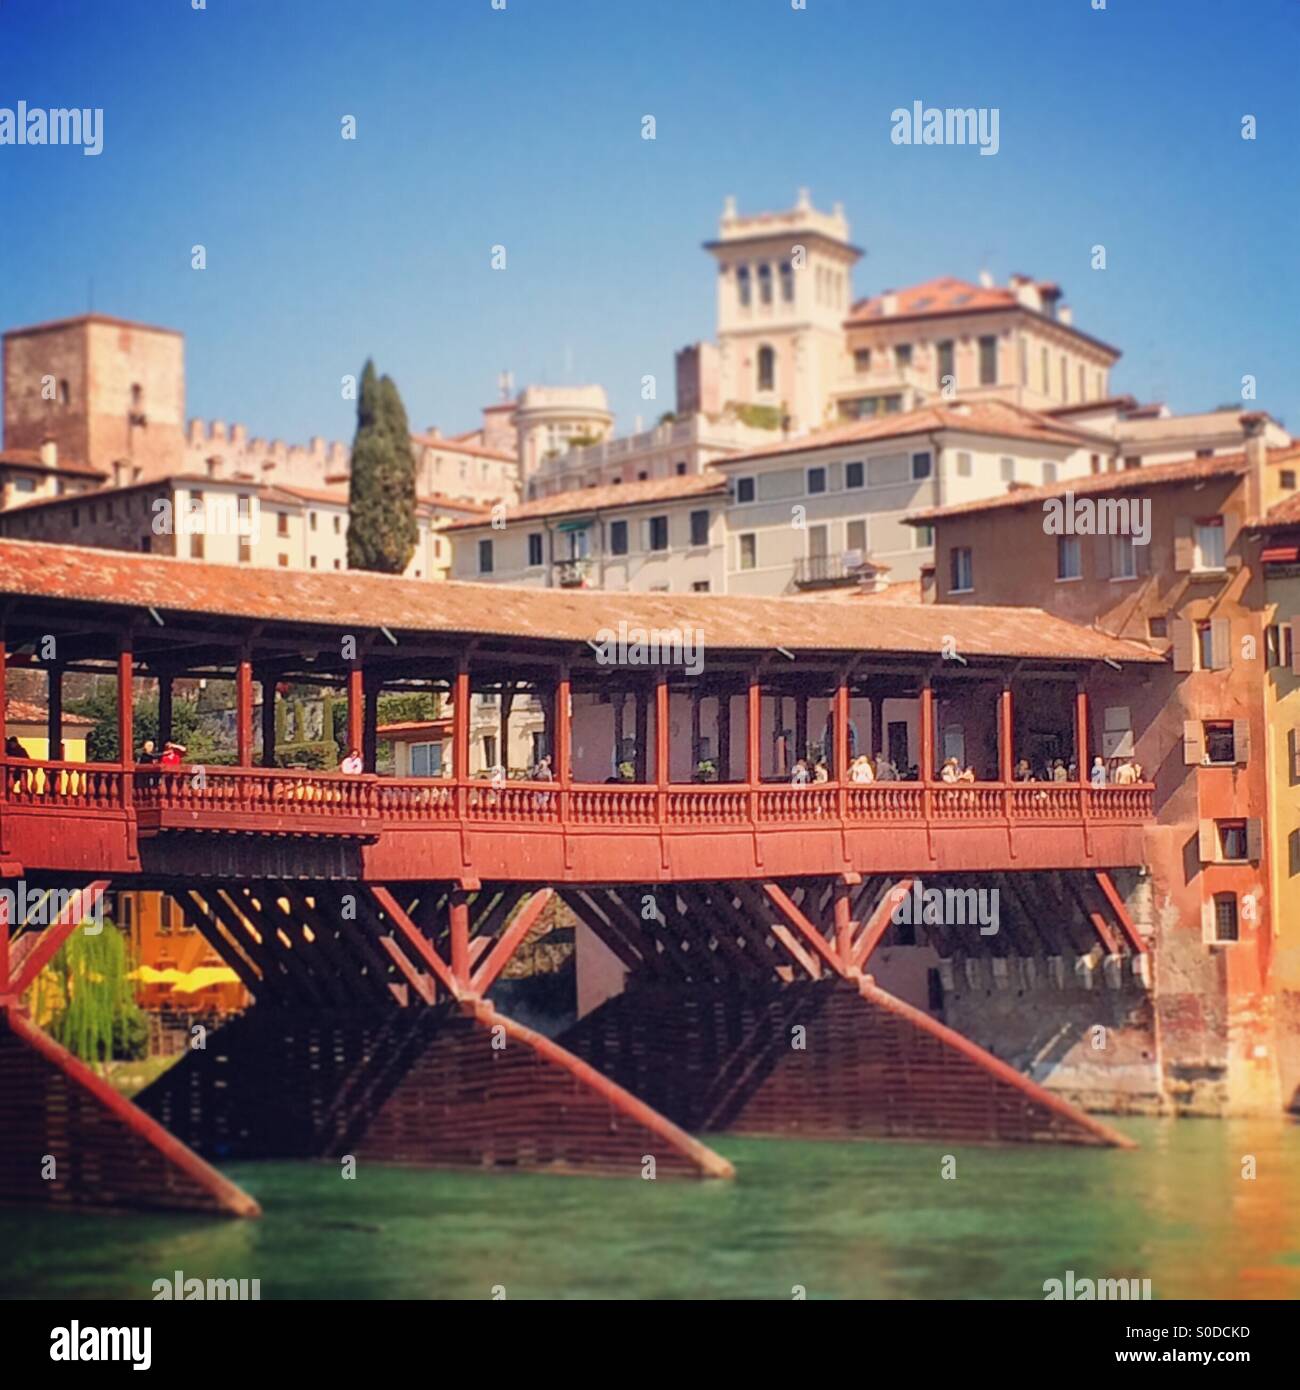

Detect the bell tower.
[{"left": 704, "top": 189, "right": 862, "bottom": 434}]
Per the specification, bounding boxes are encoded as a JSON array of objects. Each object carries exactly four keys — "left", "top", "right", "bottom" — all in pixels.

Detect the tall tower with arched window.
[{"left": 704, "top": 190, "right": 862, "bottom": 435}]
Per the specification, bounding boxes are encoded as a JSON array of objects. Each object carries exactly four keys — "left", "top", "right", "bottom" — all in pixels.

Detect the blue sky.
[{"left": 1, "top": 0, "right": 1297, "bottom": 446}]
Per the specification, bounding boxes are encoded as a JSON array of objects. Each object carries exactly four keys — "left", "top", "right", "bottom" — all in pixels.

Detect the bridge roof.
[{"left": 0, "top": 538, "right": 1162, "bottom": 666}]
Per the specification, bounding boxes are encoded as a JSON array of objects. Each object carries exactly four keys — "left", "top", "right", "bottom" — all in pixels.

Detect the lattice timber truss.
[
  {"left": 136, "top": 1000, "right": 731, "bottom": 1178},
  {"left": 0, "top": 879, "right": 258, "bottom": 1216},
  {"left": 558, "top": 877, "right": 1139, "bottom": 1148}
]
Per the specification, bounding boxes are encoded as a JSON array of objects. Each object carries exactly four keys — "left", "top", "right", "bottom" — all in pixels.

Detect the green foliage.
[
  {"left": 69, "top": 688, "right": 218, "bottom": 764},
  {"left": 347, "top": 359, "right": 418, "bottom": 574},
  {"left": 31, "top": 922, "right": 146, "bottom": 1068},
  {"left": 376, "top": 691, "right": 442, "bottom": 724},
  {"left": 277, "top": 742, "right": 338, "bottom": 770},
  {"left": 728, "top": 401, "right": 782, "bottom": 431}
]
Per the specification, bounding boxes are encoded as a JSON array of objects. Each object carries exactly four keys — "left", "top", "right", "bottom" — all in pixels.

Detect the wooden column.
[
  {"left": 158, "top": 672, "right": 174, "bottom": 747},
  {"left": 450, "top": 888, "right": 470, "bottom": 987},
  {"left": 869, "top": 695, "right": 882, "bottom": 760},
  {"left": 453, "top": 660, "right": 470, "bottom": 782},
  {"left": 919, "top": 679, "right": 934, "bottom": 783},
  {"left": 832, "top": 678, "right": 849, "bottom": 782},
  {"left": 655, "top": 675, "right": 670, "bottom": 787},
  {"left": 999, "top": 684, "right": 1014, "bottom": 783},
  {"left": 746, "top": 672, "right": 761, "bottom": 784},
  {"left": 499, "top": 682, "right": 514, "bottom": 773},
  {"left": 235, "top": 654, "right": 253, "bottom": 766},
  {"left": 690, "top": 688, "right": 702, "bottom": 772},
  {"left": 833, "top": 882, "right": 854, "bottom": 964},
  {"left": 554, "top": 663, "right": 571, "bottom": 785},
  {"left": 634, "top": 688, "right": 649, "bottom": 782},
  {"left": 347, "top": 665, "right": 364, "bottom": 756},
  {"left": 47, "top": 663, "right": 63, "bottom": 761},
  {"left": 0, "top": 634, "right": 7, "bottom": 809},
  {"left": 259, "top": 669, "right": 277, "bottom": 768},
  {"left": 118, "top": 638, "right": 134, "bottom": 796},
  {"left": 362, "top": 673, "right": 380, "bottom": 773},
  {"left": 795, "top": 693, "right": 809, "bottom": 764},
  {"left": 1075, "top": 685, "right": 1089, "bottom": 784},
  {"left": 717, "top": 692, "right": 731, "bottom": 781}
]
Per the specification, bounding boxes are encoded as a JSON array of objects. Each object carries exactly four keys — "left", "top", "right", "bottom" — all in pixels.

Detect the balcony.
[
  {"left": 793, "top": 553, "right": 862, "bottom": 589},
  {"left": 554, "top": 557, "right": 593, "bottom": 588}
]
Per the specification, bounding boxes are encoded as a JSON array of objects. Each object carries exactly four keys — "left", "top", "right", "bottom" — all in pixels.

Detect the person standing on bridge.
[
  {"left": 1090, "top": 755, "right": 1107, "bottom": 787},
  {"left": 339, "top": 748, "right": 363, "bottom": 775},
  {"left": 160, "top": 741, "right": 185, "bottom": 768}
]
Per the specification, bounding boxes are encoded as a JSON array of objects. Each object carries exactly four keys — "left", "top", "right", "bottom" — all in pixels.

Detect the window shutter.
[
  {"left": 1201, "top": 898, "right": 1216, "bottom": 944},
  {"left": 1232, "top": 718, "right": 1250, "bottom": 765},
  {"left": 1134, "top": 538, "right": 1152, "bottom": 576},
  {"left": 1290, "top": 624, "right": 1300, "bottom": 675},
  {"left": 1246, "top": 818, "right": 1263, "bottom": 862},
  {"left": 1183, "top": 720, "right": 1205, "bottom": 765},
  {"left": 1094, "top": 534, "right": 1111, "bottom": 581},
  {"left": 1171, "top": 619, "right": 1194, "bottom": 672},
  {"left": 1293, "top": 729, "right": 1300, "bottom": 781},
  {"left": 1173, "top": 517, "right": 1194, "bottom": 572},
  {"left": 1198, "top": 819, "right": 1217, "bottom": 864},
  {"left": 1210, "top": 618, "right": 1231, "bottom": 670},
  {"left": 1223, "top": 510, "right": 1242, "bottom": 569}
]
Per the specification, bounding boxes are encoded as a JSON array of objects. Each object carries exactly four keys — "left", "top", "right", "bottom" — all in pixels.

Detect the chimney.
[
  {"left": 853, "top": 556, "right": 892, "bottom": 595},
  {"left": 1242, "top": 412, "right": 1269, "bottom": 519},
  {"left": 978, "top": 269, "right": 994, "bottom": 289},
  {"left": 39, "top": 438, "right": 57, "bottom": 469},
  {"left": 881, "top": 292, "right": 898, "bottom": 315},
  {"left": 1058, "top": 306, "right": 1073, "bottom": 326}
]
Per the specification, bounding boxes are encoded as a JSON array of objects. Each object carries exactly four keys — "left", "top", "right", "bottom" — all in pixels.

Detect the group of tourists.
[
  {"left": 1012, "top": 755, "right": 1143, "bottom": 786},
  {"left": 138, "top": 739, "right": 187, "bottom": 767}
]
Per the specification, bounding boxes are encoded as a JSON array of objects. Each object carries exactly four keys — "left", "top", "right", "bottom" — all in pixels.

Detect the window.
[
  {"left": 482, "top": 735, "right": 498, "bottom": 769},
  {"left": 913, "top": 523, "right": 934, "bottom": 548},
  {"left": 845, "top": 460, "right": 864, "bottom": 489},
  {"left": 333, "top": 516, "right": 341, "bottom": 534},
  {"left": 692, "top": 580, "right": 711, "bottom": 592},
  {"left": 736, "top": 476, "right": 755, "bottom": 504},
  {"left": 1196, "top": 621, "right": 1215, "bottom": 670},
  {"left": 333, "top": 558, "right": 341, "bottom": 570},
  {"left": 757, "top": 345, "right": 775, "bottom": 392},
  {"left": 780, "top": 261, "right": 794, "bottom": 303},
  {"left": 1218, "top": 820, "right": 1247, "bottom": 861},
  {"left": 1078, "top": 364, "right": 1086, "bottom": 401},
  {"left": 911, "top": 451, "right": 932, "bottom": 480},
  {"left": 1042, "top": 461, "right": 1058, "bottom": 485},
  {"left": 675, "top": 461, "right": 687, "bottom": 475},
  {"left": 1000, "top": 456, "right": 1015, "bottom": 483},
  {"left": 310, "top": 555, "right": 318, "bottom": 568},
  {"left": 1266, "top": 623, "right": 1293, "bottom": 669},
  {"left": 1040, "top": 346, "right": 1049, "bottom": 391},
  {"left": 807, "top": 466, "right": 826, "bottom": 495},
  {"left": 278, "top": 554, "right": 289, "bottom": 568},
  {"left": 1281, "top": 469, "right": 1297, "bottom": 490},
  {"left": 1203, "top": 721, "right": 1237, "bottom": 764},
  {"left": 190, "top": 534, "right": 204, "bottom": 560},
  {"left": 1057, "top": 536, "right": 1081, "bottom": 580},
  {"left": 1123, "top": 455, "right": 1141, "bottom": 470},
  {"left": 936, "top": 340, "right": 955, "bottom": 388},
  {"left": 758, "top": 263, "right": 772, "bottom": 305},
  {"left": 736, "top": 265, "right": 751, "bottom": 307},
  {"left": 648, "top": 515, "right": 669, "bottom": 551},
  {"left": 238, "top": 538, "right": 250, "bottom": 564},
  {"left": 854, "top": 349, "right": 872, "bottom": 373},
  {"left": 13, "top": 477, "right": 34, "bottom": 494},
  {"left": 140, "top": 535, "right": 152, "bottom": 553},
  {"left": 978, "top": 335, "right": 998, "bottom": 385},
  {"left": 846, "top": 519, "right": 867, "bottom": 553},
  {"left": 739, "top": 533, "right": 757, "bottom": 570},
  {"left": 276, "top": 512, "right": 289, "bottom": 537},
  {"left": 1194, "top": 517, "right": 1225, "bottom": 571},
  {"left": 309, "top": 512, "right": 318, "bottom": 532},
  {"left": 894, "top": 343, "right": 913, "bottom": 369},
  {"left": 527, "top": 532, "right": 543, "bottom": 566},
  {"left": 1148, "top": 616, "right": 1168, "bottom": 639},
  {"left": 1060, "top": 354, "right": 1069, "bottom": 401},
  {"left": 410, "top": 741, "right": 443, "bottom": 778},
  {"left": 689, "top": 509, "right": 709, "bottom": 546},
  {"left": 1211, "top": 894, "right": 1239, "bottom": 943},
  {"left": 637, "top": 471, "right": 649, "bottom": 481},
  {"left": 610, "top": 519, "right": 629, "bottom": 555},
  {"left": 478, "top": 538, "right": 494, "bottom": 574},
  {"left": 1090, "top": 454, "right": 1101, "bottom": 475},
  {"left": 950, "top": 547, "right": 973, "bottom": 592},
  {"left": 1110, "top": 533, "right": 1136, "bottom": 579},
  {"left": 58, "top": 378, "right": 70, "bottom": 405},
  {"left": 955, "top": 452, "right": 972, "bottom": 477}
]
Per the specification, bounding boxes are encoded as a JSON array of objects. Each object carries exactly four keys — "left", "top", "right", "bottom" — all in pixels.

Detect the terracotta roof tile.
[
  {"left": 716, "top": 401, "right": 1102, "bottom": 468},
  {"left": 410, "top": 432, "right": 515, "bottom": 464},
  {"left": 6, "top": 697, "right": 95, "bottom": 727},
  {"left": 0, "top": 536, "right": 1162, "bottom": 666},
  {"left": 0, "top": 449, "right": 106, "bottom": 478},
  {"left": 445, "top": 472, "right": 727, "bottom": 530},
  {"left": 3, "top": 313, "right": 182, "bottom": 339}
]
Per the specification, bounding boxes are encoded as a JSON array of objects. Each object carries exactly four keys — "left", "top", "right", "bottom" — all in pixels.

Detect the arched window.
[
  {"left": 757, "top": 263, "right": 772, "bottom": 305},
  {"left": 736, "top": 265, "right": 751, "bottom": 308},
  {"left": 58, "top": 379, "right": 70, "bottom": 405},
  {"left": 780, "top": 262, "right": 794, "bottom": 302},
  {"left": 757, "top": 345, "right": 775, "bottom": 393}
]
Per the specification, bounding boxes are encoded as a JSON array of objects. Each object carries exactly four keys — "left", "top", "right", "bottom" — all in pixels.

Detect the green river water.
[{"left": 3, "top": 1118, "right": 1298, "bottom": 1300}]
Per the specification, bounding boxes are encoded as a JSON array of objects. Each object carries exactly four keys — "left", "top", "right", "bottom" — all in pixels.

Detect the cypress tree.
[{"left": 346, "top": 359, "right": 418, "bottom": 573}]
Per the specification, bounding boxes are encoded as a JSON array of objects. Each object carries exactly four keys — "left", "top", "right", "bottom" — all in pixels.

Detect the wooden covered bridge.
[{"left": 0, "top": 539, "right": 1162, "bottom": 1216}]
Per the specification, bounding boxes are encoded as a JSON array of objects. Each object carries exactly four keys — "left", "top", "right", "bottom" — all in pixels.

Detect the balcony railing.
[
  {"left": 793, "top": 553, "right": 862, "bottom": 589},
  {"left": 0, "top": 761, "right": 1154, "bottom": 833},
  {"left": 554, "top": 557, "right": 593, "bottom": 588}
]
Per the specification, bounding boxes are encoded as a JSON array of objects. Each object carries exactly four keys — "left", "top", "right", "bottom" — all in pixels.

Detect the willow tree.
[
  {"left": 347, "top": 359, "right": 418, "bottom": 573},
  {"left": 28, "top": 923, "right": 145, "bottom": 1068}
]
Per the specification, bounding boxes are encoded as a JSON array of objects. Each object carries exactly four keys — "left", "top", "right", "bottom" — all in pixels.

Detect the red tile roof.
[
  {"left": 375, "top": 719, "right": 452, "bottom": 737},
  {"left": 6, "top": 697, "right": 95, "bottom": 727},
  {"left": 3, "top": 313, "right": 182, "bottom": 339},
  {"left": 410, "top": 432, "right": 515, "bottom": 464},
  {"left": 0, "top": 449, "right": 106, "bottom": 478},
  {"left": 0, "top": 536, "right": 1162, "bottom": 665},
  {"left": 1254, "top": 487, "right": 1300, "bottom": 532},
  {"left": 716, "top": 401, "right": 1102, "bottom": 467},
  {"left": 444, "top": 471, "right": 727, "bottom": 531},
  {"left": 905, "top": 448, "right": 1291, "bottom": 525}
]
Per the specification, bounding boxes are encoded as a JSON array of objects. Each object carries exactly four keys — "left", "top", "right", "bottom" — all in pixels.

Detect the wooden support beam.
[
  {"left": 235, "top": 654, "right": 253, "bottom": 766},
  {"left": 370, "top": 886, "right": 461, "bottom": 997},
  {"left": 919, "top": 679, "right": 934, "bottom": 783},
  {"left": 655, "top": 676, "right": 670, "bottom": 788},
  {"left": 717, "top": 692, "right": 731, "bottom": 781},
  {"left": 634, "top": 687, "right": 649, "bottom": 782},
  {"left": 202, "top": 887, "right": 294, "bottom": 1005},
  {"left": 117, "top": 638, "right": 134, "bottom": 773},
  {"left": 1075, "top": 685, "right": 1089, "bottom": 786},
  {"left": 452, "top": 660, "right": 470, "bottom": 781},
  {"left": 471, "top": 887, "right": 554, "bottom": 994},
  {"left": 175, "top": 890, "right": 264, "bottom": 997},
  {"left": 7, "top": 882, "right": 109, "bottom": 997},
  {"left": 362, "top": 672, "right": 380, "bottom": 773},
  {"left": 554, "top": 663, "right": 571, "bottom": 785},
  {"left": 259, "top": 669, "right": 277, "bottom": 768},
  {"left": 47, "top": 663, "right": 63, "bottom": 761},
  {"left": 347, "top": 665, "right": 364, "bottom": 758},
  {"left": 157, "top": 670, "right": 174, "bottom": 746},
  {"left": 560, "top": 889, "right": 649, "bottom": 976},
  {"left": 449, "top": 887, "right": 471, "bottom": 985},
  {"left": 851, "top": 877, "right": 914, "bottom": 971},
  {"left": 1094, "top": 871, "right": 1147, "bottom": 954},
  {"left": 832, "top": 679, "right": 849, "bottom": 782},
  {"left": 762, "top": 882, "right": 844, "bottom": 978},
  {"left": 746, "top": 674, "right": 761, "bottom": 784},
  {"left": 999, "top": 684, "right": 1014, "bottom": 784}
]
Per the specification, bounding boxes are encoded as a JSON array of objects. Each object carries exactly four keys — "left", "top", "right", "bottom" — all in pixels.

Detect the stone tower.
[{"left": 704, "top": 190, "right": 862, "bottom": 434}]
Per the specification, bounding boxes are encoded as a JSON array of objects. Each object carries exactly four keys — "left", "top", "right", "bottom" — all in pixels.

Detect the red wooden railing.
[{"left": 0, "top": 759, "right": 1155, "bottom": 832}]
